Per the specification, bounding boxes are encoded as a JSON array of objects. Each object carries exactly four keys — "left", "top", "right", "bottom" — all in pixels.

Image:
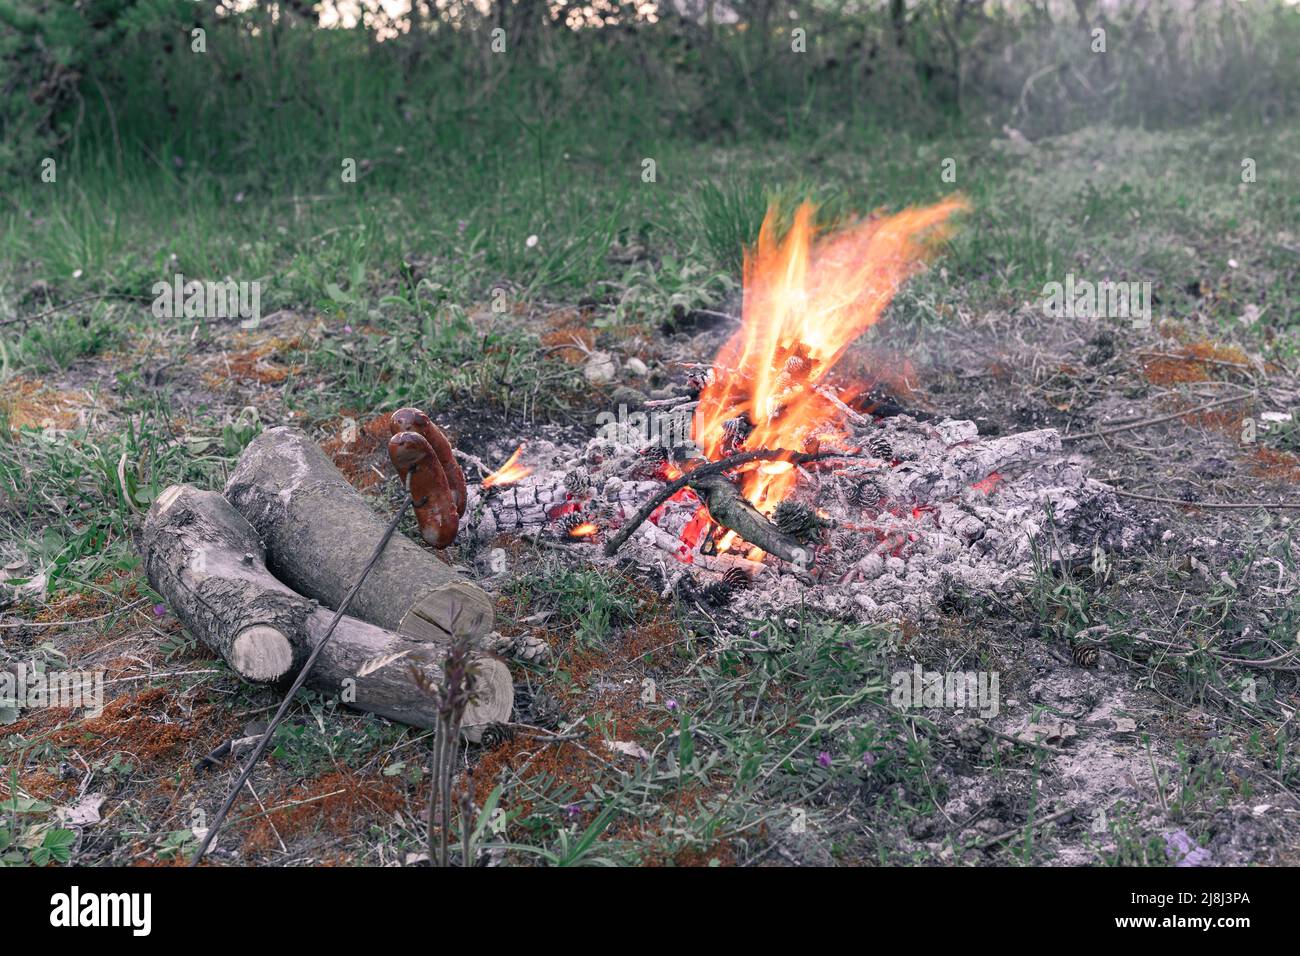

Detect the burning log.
[
  {"left": 141, "top": 486, "right": 512, "bottom": 738},
  {"left": 225, "top": 427, "right": 494, "bottom": 643},
  {"left": 688, "top": 474, "right": 811, "bottom": 566}
]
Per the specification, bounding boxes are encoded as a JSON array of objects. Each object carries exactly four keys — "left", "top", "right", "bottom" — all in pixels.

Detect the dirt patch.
[
  {"left": 0, "top": 377, "right": 106, "bottom": 432},
  {"left": 241, "top": 768, "right": 409, "bottom": 856}
]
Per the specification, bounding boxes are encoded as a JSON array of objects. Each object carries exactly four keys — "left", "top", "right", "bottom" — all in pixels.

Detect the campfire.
[{"left": 464, "top": 197, "right": 1144, "bottom": 621}]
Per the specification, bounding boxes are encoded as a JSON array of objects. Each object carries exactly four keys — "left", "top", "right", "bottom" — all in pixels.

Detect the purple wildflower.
[{"left": 1164, "top": 829, "right": 1212, "bottom": 867}]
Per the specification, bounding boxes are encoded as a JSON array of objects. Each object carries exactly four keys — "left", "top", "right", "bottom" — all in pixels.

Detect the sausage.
[
  {"left": 388, "top": 431, "right": 459, "bottom": 548},
  {"left": 391, "top": 407, "right": 467, "bottom": 516}
]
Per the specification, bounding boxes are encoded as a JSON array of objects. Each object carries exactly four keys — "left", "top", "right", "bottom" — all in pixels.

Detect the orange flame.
[
  {"left": 567, "top": 521, "right": 599, "bottom": 538},
  {"left": 482, "top": 445, "right": 532, "bottom": 488},
  {"left": 695, "top": 196, "right": 967, "bottom": 514}
]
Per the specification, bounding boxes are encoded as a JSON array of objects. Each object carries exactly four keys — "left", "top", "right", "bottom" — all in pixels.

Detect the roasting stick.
[{"left": 189, "top": 495, "right": 414, "bottom": 866}]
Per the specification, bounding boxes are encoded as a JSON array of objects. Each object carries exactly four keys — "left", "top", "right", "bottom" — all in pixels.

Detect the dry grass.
[
  {"left": 201, "top": 335, "right": 304, "bottom": 387},
  {"left": 319, "top": 411, "right": 393, "bottom": 489},
  {"left": 1143, "top": 339, "right": 1253, "bottom": 386}
]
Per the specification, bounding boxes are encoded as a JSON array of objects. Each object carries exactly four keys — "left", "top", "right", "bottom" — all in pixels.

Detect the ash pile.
[{"left": 460, "top": 409, "right": 1147, "bottom": 624}]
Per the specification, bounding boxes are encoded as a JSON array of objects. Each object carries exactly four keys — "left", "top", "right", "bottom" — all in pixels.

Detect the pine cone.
[
  {"left": 1072, "top": 643, "right": 1100, "bottom": 668},
  {"left": 477, "top": 723, "right": 516, "bottom": 748},
  {"left": 701, "top": 580, "right": 734, "bottom": 607},
  {"left": 721, "top": 416, "right": 752, "bottom": 444},
  {"left": 784, "top": 353, "right": 811, "bottom": 377},
  {"left": 848, "top": 478, "right": 883, "bottom": 511},
  {"left": 559, "top": 512, "right": 590, "bottom": 537},
  {"left": 527, "top": 690, "right": 563, "bottom": 729},
  {"left": 563, "top": 467, "right": 592, "bottom": 495},
  {"left": 773, "top": 500, "right": 820, "bottom": 540},
  {"left": 721, "top": 567, "right": 751, "bottom": 591},
  {"left": 867, "top": 433, "right": 893, "bottom": 461},
  {"left": 511, "top": 633, "right": 552, "bottom": 663},
  {"left": 686, "top": 367, "right": 714, "bottom": 395}
]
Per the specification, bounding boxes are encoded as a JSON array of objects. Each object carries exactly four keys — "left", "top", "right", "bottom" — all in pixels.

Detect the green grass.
[
  {"left": 510, "top": 563, "right": 642, "bottom": 649},
  {"left": 3, "top": 21, "right": 1300, "bottom": 864}
]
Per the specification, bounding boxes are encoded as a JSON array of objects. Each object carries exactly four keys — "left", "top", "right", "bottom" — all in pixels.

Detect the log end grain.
[
  {"left": 398, "top": 580, "right": 496, "bottom": 644},
  {"left": 230, "top": 625, "right": 296, "bottom": 681}
]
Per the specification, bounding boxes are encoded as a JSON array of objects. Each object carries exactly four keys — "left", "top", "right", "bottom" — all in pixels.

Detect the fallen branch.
[
  {"left": 976, "top": 805, "right": 1077, "bottom": 851},
  {"left": 1061, "top": 391, "right": 1253, "bottom": 444},
  {"left": 1107, "top": 487, "right": 1300, "bottom": 511},
  {"left": 0, "top": 292, "right": 151, "bottom": 328},
  {"left": 689, "top": 474, "right": 809, "bottom": 565}
]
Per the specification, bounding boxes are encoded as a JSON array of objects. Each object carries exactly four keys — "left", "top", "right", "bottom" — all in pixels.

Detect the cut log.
[
  {"left": 142, "top": 485, "right": 512, "bottom": 739},
  {"left": 142, "top": 485, "right": 306, "bottom": 682},
  {"left": 224, "top": 427, "right": 494, "bottom": 643}
]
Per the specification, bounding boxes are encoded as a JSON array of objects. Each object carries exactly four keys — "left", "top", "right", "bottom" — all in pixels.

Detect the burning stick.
[
  {"left": 689, "top": 473, "right": 809, "bottom": 565},
  {"left": 601, "top": 447, "right": 858, "bottom": 563}
]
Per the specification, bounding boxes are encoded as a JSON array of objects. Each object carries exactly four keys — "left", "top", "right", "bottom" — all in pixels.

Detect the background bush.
[{"left": 2, "top": 0, "right": 1298, "bottom": 184}]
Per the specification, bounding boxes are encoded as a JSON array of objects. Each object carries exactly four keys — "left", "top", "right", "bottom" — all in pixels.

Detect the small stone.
[
  {"left": 625, "top": 357, "right": 648, "bottom": 377},
  {"left": 610, "top": 386, "right": 647, "bottom": 407},
  {"left": 583, "top": 351, "right": 619, "bottom": 385}
]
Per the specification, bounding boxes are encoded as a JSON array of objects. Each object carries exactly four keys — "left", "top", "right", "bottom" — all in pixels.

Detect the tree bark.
[
  {"left": 142, "top": 485, "right": 305, "bottom": 682},
  {"left": 224, "top": 427, "right": 494, "bottom": 643},
  {"left": 142, "top": 485, "right": 512, "bottom": 738},
  {"left": 688, "top": 473, "right": 811, "bottom": 566}
]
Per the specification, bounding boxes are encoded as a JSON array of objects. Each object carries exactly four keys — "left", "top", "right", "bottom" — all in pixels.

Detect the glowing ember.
[
  {"left": 970, "top": 472, "right": 1003, "bottom": 495},
  {"left": 678, "top": 508, "right": 714, "bottom": 551},
  {"left": 566, "top": 521, "right": 599, "bottom": 539},
  {"left": 482, "top": 445, "right": 532, "bottom": 488},
  {"left": 695, "top": 196, "right": 968, "bottom": 516}
]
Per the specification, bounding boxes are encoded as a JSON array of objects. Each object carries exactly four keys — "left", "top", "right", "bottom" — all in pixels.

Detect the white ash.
[{"left": 462, "top": 417, "right": 1145, "bottom": 623}]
